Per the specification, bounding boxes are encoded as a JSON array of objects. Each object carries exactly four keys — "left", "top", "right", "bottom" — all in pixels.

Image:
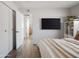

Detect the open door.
[{"left": 13, "top": 10, "right": 16, "bottom": 49}]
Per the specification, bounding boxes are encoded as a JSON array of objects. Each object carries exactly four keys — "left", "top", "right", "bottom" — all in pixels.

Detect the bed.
[{"left": 37, "top": 38, "right": 79, "bottom": 58}]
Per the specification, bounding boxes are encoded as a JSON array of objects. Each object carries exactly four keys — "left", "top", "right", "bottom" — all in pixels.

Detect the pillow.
[{"left": 74, "top": 31, "right": 79, "bottom": 40}]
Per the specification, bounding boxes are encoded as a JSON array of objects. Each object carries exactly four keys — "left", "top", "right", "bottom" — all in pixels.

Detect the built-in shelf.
[{"left": 64, "top": 16, "right": 78, "bottom": 38}]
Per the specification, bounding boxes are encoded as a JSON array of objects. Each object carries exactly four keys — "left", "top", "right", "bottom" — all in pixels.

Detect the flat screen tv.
[{"left": 41, "top": 18, "right": 61, "bottom": 29}]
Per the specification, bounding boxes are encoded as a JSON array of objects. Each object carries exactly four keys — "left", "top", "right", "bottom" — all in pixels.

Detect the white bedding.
[{"left": 37, "top": 38, "right": 79, "bottom": 58}]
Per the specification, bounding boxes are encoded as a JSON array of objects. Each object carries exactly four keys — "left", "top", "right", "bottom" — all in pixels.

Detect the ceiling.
[{"left": 13, "top": 1, "right": 79, "bottom": 14}]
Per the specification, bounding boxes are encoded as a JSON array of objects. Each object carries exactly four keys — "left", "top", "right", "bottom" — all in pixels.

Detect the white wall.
[
  {"left": 70, "top": 4, "right": 79, "bottom": 16},
  {"left": 31, "top": 8, "right": 69, "bottom": 44},
  {"left": 3, "top": 1, "right": 18, "bottom": 12}
]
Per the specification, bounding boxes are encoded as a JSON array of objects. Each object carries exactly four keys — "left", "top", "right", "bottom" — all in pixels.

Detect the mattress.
[{"left": 37, "top": 38, "right": 79, "bottom": 58}]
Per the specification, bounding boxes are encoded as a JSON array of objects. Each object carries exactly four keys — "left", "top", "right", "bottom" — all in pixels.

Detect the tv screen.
[{"left": 41, "top": 18, "right": 61, "bottom": 29}]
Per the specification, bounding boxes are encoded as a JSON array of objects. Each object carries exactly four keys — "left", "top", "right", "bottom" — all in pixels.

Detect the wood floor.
[{"left": 5, "top": 39, "right": 41, "bottom": 58}]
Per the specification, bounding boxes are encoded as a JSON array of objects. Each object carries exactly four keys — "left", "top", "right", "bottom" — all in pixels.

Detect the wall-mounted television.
[{"left": 41, "top": 18, "right": 61, "bottom": 30}]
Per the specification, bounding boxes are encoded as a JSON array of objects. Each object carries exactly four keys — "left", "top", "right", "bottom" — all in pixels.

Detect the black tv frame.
[{"left": 41, "top": 18, "right": 61, "bottom": 30}]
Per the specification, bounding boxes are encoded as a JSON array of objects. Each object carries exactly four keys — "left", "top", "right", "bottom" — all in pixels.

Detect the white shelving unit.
[
  {"left": 64, "top": 17, "right": 79, "bottom": 38},
  {"left": 74, "top": 20, "right": 79, "bottom": 37}
]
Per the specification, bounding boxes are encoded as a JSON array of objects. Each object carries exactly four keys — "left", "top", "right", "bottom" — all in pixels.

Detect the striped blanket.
[{"left": 37, "top": 38, "right": 79, "bottom": 58}]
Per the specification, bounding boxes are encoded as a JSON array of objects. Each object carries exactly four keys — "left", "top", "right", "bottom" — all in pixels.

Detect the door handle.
[
  {"left": 16, "top": 31, "right": 19, "bottom": 33},
  {"left": 5, "top": 30, "right": 7, "bottom": 32}
]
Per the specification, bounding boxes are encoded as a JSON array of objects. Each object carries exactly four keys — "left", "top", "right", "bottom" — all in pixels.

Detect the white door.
[
  {"left": 0, "top": 2, "right": 13, "bottom": 57},
  {"left": 16, "top": 12, "right": 24, "bottom": 49}
]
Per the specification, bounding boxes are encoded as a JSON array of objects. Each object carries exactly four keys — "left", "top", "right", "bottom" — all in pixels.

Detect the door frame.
[{"left": 12, "top": 10, "right": 16, "bottom": 49}]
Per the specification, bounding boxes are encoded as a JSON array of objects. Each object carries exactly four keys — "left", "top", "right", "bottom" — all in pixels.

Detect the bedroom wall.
[
  {"left": 31, "top": 8, "right": 69, "bottom": 44},
  {"left": 70, "top": 4, "right": 79, "bottom": 16}
]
